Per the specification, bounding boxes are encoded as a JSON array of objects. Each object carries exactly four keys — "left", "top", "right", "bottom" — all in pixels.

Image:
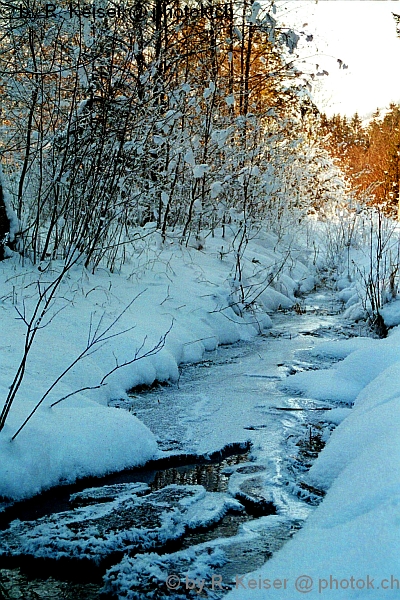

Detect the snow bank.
[
  {"left": 0, "top": 227, "right": 316, "bottom": 500},
  {"left": 280, "top": 341, "right": 400, "bottom": 404},
  {"left": 225, "top": 324, "right": 400, "bottom": 600},
  {"left": 0, "top": 405, "right": 157, "bottom": 500}
]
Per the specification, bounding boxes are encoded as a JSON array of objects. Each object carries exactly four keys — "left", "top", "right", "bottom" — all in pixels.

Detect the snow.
[
  {"left": 308, "top": 337, "right": 377, "bottom": 361},
  {"left": 0, "top": 483, "right": 242, "bottom": 561},
  {"left": 280, "top": 342, "right": 400, "bottom": 404},
  {"left": 0, "top": 227, "right": 313, "bottom": 501},
  {"left": 2, "top": 214, "right": 400, "bottom": 600},
  {"left": 103, "top": 545, "right": 228, "bottom": 600},
  {"left": 225, "top": 318, "right": 400, "bottom": 600},
  {"left": 0, "top": 407, "right": 157, "bottom": 500},
  {"left": 0, "top": 164, "right": 18, "bottom": 249},
  {"left": 381, "top": 298, "right": 400, "bottom": 327},
  {"left": 193, "top": 164, "right": 210, "bottom": 178}
]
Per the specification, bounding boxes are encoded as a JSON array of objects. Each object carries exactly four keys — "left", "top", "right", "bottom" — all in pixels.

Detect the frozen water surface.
[{"left": 131, "top": 293, "right": 348, "bottom": 473}]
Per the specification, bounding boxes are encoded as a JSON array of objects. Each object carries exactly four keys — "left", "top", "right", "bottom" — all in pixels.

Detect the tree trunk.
[{"left": 0, "top": 177, "right": 11, "bottom": 260}]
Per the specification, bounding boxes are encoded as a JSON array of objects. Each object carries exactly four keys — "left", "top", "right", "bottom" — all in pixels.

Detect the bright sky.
[{"left": 275, "top": 1, "right": 400, "bottom": 118}]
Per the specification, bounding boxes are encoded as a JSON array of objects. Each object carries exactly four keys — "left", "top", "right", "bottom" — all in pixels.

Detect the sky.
[{"left": 275, "top": 1, "right": 400, "bottom": 118}]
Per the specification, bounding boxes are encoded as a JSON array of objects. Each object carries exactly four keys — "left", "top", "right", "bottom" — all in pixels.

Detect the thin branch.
[{"left": 11, "top": 308, "right": 171, "bottom": 439}]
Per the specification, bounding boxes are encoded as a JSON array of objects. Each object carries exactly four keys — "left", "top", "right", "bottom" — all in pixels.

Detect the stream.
[{"left": 0, "top": 291, "right": 361, "bottom": 600}]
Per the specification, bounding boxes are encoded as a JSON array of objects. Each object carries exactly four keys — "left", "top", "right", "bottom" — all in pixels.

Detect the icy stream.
[{"left": 0, "top": 291, "right": 358, "bottom": 600}]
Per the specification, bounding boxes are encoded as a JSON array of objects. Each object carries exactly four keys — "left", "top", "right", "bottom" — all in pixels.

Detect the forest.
[
  {"left": 0, "top": 0, "right": 345, "bottom": 268},
  {"left": 321, "top": 104, "right": 400, "bottom": 218}
]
